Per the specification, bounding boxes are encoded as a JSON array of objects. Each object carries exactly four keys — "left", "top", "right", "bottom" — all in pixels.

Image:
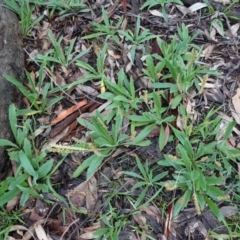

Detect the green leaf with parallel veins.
[
  {"left": 0, "top": 139, "right": 18, "bottom": 148},
  {"left": 173, "top": 189, "right": 192, "bottom": 217},
  {"left": 8, "top": 174, "right": 28, "bottom": 191},
  {"left": 38, "top": 159, "right": 54, "bottom": 179},
  {"left": 170, "top": 94, "right": 183, "bottom": 109},
  {"left": 19, "top": 150, "right": 37, "bottom": 178},
  {"left": 205, "top": 196, "right": 224, "bottom": 221},
  {"left": 132, "top": 123, "right": 155, "bottom": 144},
  {"left": 87, "top": 149, "right": 110, "bottom": 178},
  {"left": 0, "top": 189, "right": 21, "bottom": 206}
]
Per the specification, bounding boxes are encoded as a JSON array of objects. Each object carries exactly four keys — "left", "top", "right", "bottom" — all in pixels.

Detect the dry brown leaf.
[
  {"left": 38, "top": 21, "right": 50, "bottom": 39},
  {"left": 112, "top": 167, "right": 124, "bottom": 179},
  {"left": 176, "top": 115, "right": 187, "bottom": 131},
  {"left": 7, "top": 194, "right": 20, "bottom": 211},
  {"left": 80, "top": 101, "right": 112, "bottom": 120},
  {"left": 79, "top": 231, "right": 96, "bottom": 239},
  {"left": 9, "top": 225, "right": 32, "bottom": 234},
  {"left": 149, "top": 9, "right": 164, "bottom": 17},
  {"left": 120, "top": 16, "right": 128, "bottom": 31},
  {"left": 220, "top": 206, "right": 238, "bottom": 218},
  {"left": 95, "top": 0, "right": 120, "bottom": 23},
  {"left": 41, "top": 126, "right": 69, "bottom": 152},
  {"left": 125, "top": 61, "right": 132, "bottom": 73},
  {"left": 56, "top": 71, "right": 66, "bottom": 86},
  {"left": 66, "top": 180, "right": 88, "bottom": 208},
  {"left": 28, "top": 49, "right": 39, "bottom": 61},
  {"left": 82, "top": 222, "right": 101, "bottom": 232},
  {"left": 201, "top": 44, "right": 215, "bottom": 59},
  {"left": 148, "top": 125, "right": 160, "bottom": 138},
  {"left": 185, "top": 220, "right": 209, "bottom": 239},
  {"left": 86, "top": 176, "right": 98, "bottom": 212},
  {"left": 34, "top": 221, "right": 49, "bottom": 240},
  {"left": 42, "top": 38, "right": 51, "bottom": 51},
  {"left": 76, "top": 84, "right": 98, "bottom": 96},
  {"left": 210, "top": 28, "right": 217, "bottom": 41},
  {"left": 133, "top": 212, "right": 147, "bottom": 227},
  {"left": 213, "top": 0, "right": 231, "bottom": 4},
  {"left": 188, "top": 3, "right": 207, "bottom": 13},
  {"left": 216, "top": 120, "right": 230, "bottom": 141},
  {"left": 45, "top": 219, "right": 68, "bottom": 235},
  {"left": 9, "top": 224, "right": 35, "bottom": 240},
  {"left": 51, "top": 99, "right": 87, "bottom": 125},
  {"left": 6, "top": 237, "right": 15, "bottom": 240},
  {"left": 140, "top": 206, "right": 161, "bottom": 223},
  {"left": 226, "top": 23, "right": 240, "bottom": 37},
  {"left": 175, "top": 5, "right": 190, "bottom": 16},
  {"left": 107, "top": 49, "right": 121, "bottom": 59},
  {"left": 183, "top": 96, "right": 197, "bottom": 122}
]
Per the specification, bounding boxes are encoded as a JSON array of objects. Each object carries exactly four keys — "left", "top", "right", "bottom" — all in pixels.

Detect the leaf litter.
[{"left": 2, "top": 0, "right": 240, "bottom": 239}]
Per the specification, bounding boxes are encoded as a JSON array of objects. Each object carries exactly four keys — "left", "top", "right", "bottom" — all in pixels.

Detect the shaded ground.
[{"left": 1, "top": 0, "right": 240, "bottom": 239}]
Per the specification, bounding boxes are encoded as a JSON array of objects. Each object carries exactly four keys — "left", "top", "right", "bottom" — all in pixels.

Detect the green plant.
[
  {"left": 0, "top": 104, "right": 55, "bottom": 206},
  {"left": 36, "top": 30, "right": 91, "bottom": 68},
  {"left": 82, "top": 7, "right": 123, "bottom": 44},
  {"left": 51, "top": 110, "right": 155, "bottom": 178},
  {"left": 0, "top": 208, "right": 25, "bottom": 239},
  {"left": 124, "top": 156, "right": 167, "bottom": 208},
  {"left": 118, "top": 15, "right": 157, "bottom": 63},
  {"left": 158, "top": 120, "right": 237, "bottom": 219},
  {"left": 98, "top": 69, "right": 143, "bottom": 122},
  {"left": 128, "top": 91, "right": 175, "bottom": 151},
  {"left": 223, "top": 0, "right": 240, "bottom": 20},
  {"left": 33, "top": 0, "right": 89, "bottom": 18},
  {"left": 211, "top": 18, "right": 225, "bottom": 37},
  {"left": 1, "top": 0, "right": 43, "bottom": 36},
  {"left": 3, "top": 63, "right": 62, "bottom": 115},
  {"left": 75, "top": 44, "right": 107, "bottom": 82},
  {"left": 192, "top": 107, "right": 222, "bottom": 139},
  {"left": 151, "top": 25, "right": 220, "bottom": 94},
  {"left": 93, "top": 204, "right": 130, "bottom": 240},
  {"left": 202, "top": 0, "right": 215, "bottom": 14},
  {"left": 140, "top": 0, "right": 183, "bottom": 22}
]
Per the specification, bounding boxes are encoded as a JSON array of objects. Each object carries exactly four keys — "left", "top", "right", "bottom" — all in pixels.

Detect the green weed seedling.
[
  {"left": 36, "top": 30, "right": 91, "bottom": 68},
  {"left": 223, "top": 0, "right": 240, "bottom": 20},
  {"left": 32, "top": 0, "right": 89, "bottom": 18},
  {"left": 192, "top": 107, "right": 222, "bottom": 140},
  {"left": 51, "top": 109, "right": 155, "bottom": 179},
  {"left": 0, "top": 208, "right": 25, "bottom": 239},
  {"left": 151, "top": 24, "right": 220, "bottom": 94},
  {"left": 94, "top": 204, "right": 130, "bottom": 240},
  {"left": 118, "top": 15, "right": 157, "bottom": 63},
  {"left": 75, "top": 44, "right": 107, "bottom": 82},
  {"left": 142, "top": 54, "right": 166, "bottom": 82},
  {"left": 140, "top": 0, "right": 183, "bottom": 22},
  {"left": 82, "top": 7, "right": 123, "bottom": 44},
  {"left": 1, "top": 0, "right": 43, "bottom": 36},
  {"left": 128, "top": 91, "right": 175, "bottom": 150},
  {"left": 0, "top": 105, "right": 55, "bottom": 206},
  {"left": 75, "top": 110, "right": 154, "bottom": 177},
  {"left": 124, "top": 156, "right": 167, "bottom": 208},
  {"left": 98, "top": 69, "right": 142, "bottom": 122},
  {"left": 52, "top": 110, "right": 129, "bottom": 178},
  {"left": 159, "top": 121, "right": 238, "bottom": 220},
  {"left": 45, "top": 0, "right": 89, "bottom": 18},
  {"left": 3, "top": 63, "right": 62, "bottom": 115}
]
